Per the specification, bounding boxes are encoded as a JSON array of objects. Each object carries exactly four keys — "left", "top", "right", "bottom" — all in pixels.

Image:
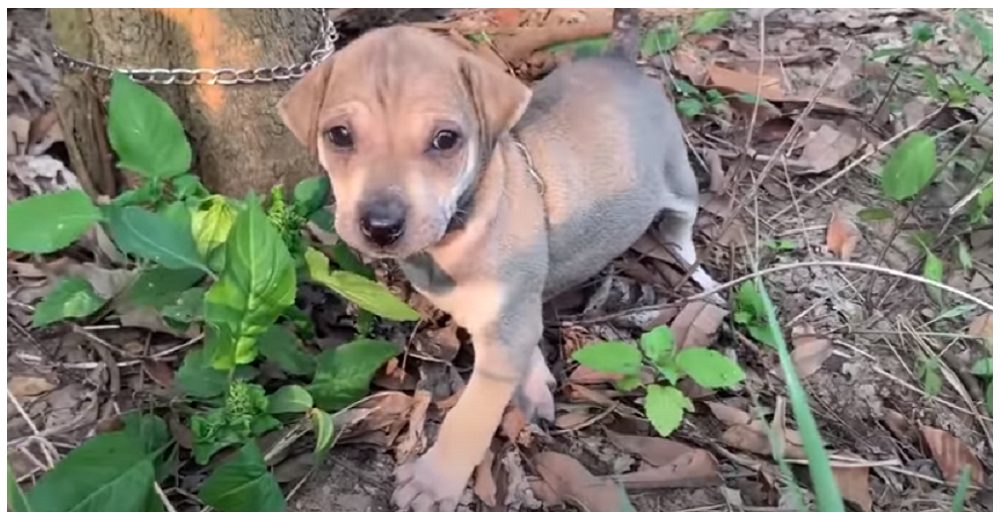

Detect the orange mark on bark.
[{"left": 156, "top": 9, "right": 257, "bottom": 115}]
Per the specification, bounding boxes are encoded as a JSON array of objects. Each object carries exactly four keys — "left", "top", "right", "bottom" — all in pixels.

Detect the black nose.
[{"left": 359, "top": 197, "right": 406, "bottom": 247}]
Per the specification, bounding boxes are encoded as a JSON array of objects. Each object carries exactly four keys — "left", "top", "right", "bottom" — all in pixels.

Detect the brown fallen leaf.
[
  {"left": 533, "top": 451, "right": 628, "bottom": 511},
  {"left": 721, "top": 424, "right": 806, "bottom": 459},
  {"left": 168, "top": 412, "right": 194, "bottom": 449},
  {"left": 708, "top": 402, "right": 805, "bottom": 447},
  {"left": 826, "top": 206, "right": 861, "bottom": 260},
  {"left": 705, "top": 149, "right": 726, "bottom": 194},
  {"left": 883, "top": 409, "right": 917, "bottom": 444},
  {"left": 920, "top": 426, "right": 985, "bottom": 485},
  {"left": 336, "top": 391, "right": 413, "bottom": 445},
  {"left": 555, "top": 409, "right": 599, "bottom": 430},
  {"left": 474, "top": 448, "right": 498, "bottom": 507},
  {"left": 569, "top": 365, "right": 622, "bottom": 385},
  {"left": 141, "top": 360, "right": 174, "bottom": 388},
  {"left": 833, "top": 466, "right": 872, "bottom": 511},
  {"left": 566, "top": 383, "right": 618, "bottom": 407},
  {"left": 799, "top": 124, "right": 860, "bottom": 173},
  {"left": 491, "top": 19, "right": 613, "bottom": 64},
  {"left": 8, "top": 376, "right": 56, "bottom": 397},
  {"left": 607, "top": 431, "right": 694, "bottom": 466},
  {"left": 968, "top": 313, "right": 992, "bottom": 343},
  {"left": 617, "top": 449, "right": 721, "bottom": 490},
  {"left": 706, "top": 64, "right": 785, "bottom": 100},
  {"left": 756, "top": 117, "right": 795, "bottom": 142},
  {"left": 789, "top": 325, "right": 833, "bottom": 379},
  {"left": 395, "top": 390, "right": 431, "bottom": 463},
  {"left": 671, "top": 302, "right": 728, "bottom": 349}
]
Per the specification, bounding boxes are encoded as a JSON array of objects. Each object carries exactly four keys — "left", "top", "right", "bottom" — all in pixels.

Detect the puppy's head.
[{"left": 279, "top": 26, "right": 531, "bottom": 258}]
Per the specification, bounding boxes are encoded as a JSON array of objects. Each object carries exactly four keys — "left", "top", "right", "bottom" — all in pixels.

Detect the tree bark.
[{"left": 49, "top": 8, "right": 324, "bottom": 198}]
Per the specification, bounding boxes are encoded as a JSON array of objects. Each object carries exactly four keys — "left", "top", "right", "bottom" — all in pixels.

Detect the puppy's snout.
[{"left": 359, "top": 197, "right": 407, "bottom": 247}]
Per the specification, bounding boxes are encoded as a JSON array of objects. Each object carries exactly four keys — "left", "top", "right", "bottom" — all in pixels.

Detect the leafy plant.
[
  {"left": 733, "top": 281, "right": 780, "bottom": 348},
  {"left": 971, "top": 356, "right": 992, "bottom": 415},
  {"left": 572, "top": 325, "right": 745, "bottom": 436},
  {"left": 4, "top": 73, "right": 420, "bottom": 511}
]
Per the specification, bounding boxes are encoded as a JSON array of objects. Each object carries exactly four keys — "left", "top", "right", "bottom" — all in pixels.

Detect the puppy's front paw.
[
  {"left": 393, "top": 450, "right": 469, "bottom": 511},
  {"left": 514, "top": 356, "right": 555, "bottom": 422}
]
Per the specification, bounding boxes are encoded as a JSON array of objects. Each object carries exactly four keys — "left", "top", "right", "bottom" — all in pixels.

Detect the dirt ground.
[{"left": 7, "top": 8, "right": 993, "bottom": 512}]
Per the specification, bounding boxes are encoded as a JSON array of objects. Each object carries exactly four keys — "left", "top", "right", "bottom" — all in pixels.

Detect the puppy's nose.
[{"left": 359, "top": 198, "right": 406, "bottom": 247}]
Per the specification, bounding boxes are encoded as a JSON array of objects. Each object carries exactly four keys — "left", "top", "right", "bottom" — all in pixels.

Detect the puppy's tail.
[{"left": 604, "top": 8, "right": 642, "bottom": 61}]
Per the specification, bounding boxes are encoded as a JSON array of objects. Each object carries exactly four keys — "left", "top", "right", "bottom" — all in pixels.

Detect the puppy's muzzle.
[{"left": 360, "top": 196, "right": 407, "bottom": 247}]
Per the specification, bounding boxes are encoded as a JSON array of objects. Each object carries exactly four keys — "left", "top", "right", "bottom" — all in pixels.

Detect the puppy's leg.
[
  {"left": 393, "top": 292, "right": 542, "bottom": 511},
  {"left": 513, "top": 346, "right": 555, "bottom": 422},
  {"left": 656, "top": 201, "right": 719, "bottom": 293}
]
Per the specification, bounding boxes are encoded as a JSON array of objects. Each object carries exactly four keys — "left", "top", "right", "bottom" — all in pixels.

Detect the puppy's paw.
[
  {"left": 514, "top": 357, "right": 556, "bottom": 423},
  {"left": 393, "top": 450, "right": 469, "bottom": 511}
]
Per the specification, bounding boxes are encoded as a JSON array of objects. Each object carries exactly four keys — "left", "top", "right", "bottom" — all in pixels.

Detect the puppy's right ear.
[{"left": 278, "top": 57, "right": 335, "bottom": 156}]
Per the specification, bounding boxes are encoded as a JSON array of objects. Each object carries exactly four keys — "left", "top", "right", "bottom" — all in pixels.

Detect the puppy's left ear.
[
  {"left": 458, "top": 55, "right": 532, "bottom": 147},
  {"left": 278, "top": 57, "right": 335, "bottom": 156}
]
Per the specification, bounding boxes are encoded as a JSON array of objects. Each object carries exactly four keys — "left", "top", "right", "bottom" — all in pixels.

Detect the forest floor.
[{"left": 7, "top": 8, "right": 993, "bottom": 512}]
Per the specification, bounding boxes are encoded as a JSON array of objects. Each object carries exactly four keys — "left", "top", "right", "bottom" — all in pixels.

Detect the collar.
[{"left": 445, "top": 133, "right": 545, "bottom": 234}]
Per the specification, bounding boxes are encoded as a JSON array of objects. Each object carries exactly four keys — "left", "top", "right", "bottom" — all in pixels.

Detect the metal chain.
[{"left": 52, "top": 8, "right": 338, "bottom": 85}]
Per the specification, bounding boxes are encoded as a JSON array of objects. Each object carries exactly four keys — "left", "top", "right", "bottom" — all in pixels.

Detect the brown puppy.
[{"left": 279, "top": 18, "right": 715, "bottom": 511}]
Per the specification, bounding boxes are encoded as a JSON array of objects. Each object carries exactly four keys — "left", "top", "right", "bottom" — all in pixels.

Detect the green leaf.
[
  {"left": 331, "top": 241, "right": 374, "bottom": 279},
  {"left": 107, "top": 73, "right": 191, "bottom": 179},
  {"left": 33, "top": 277, "right": 105, "bottom": 327},
  {"left": 677, "top": 98, "right": 704, "bottom": 118},
  {"left": 174, "top": 348, "right": 230, "bottom": 399},
  {"left": 192, "top": 195, "right": 237, "bottom": 256},
  {"left": 546, "top": 36, "right": 609, "bottom": 58},
  {"left": 111, "top": 182, "right": 163, "bottom": 208},
  {"left": 640, "top": 325, "right": 675, "bottom": 364},
  {"left": 293, "top": 176, "right": 331, "bottom": 217},
  {"left": 268, "top": 385, "right": 313, "bottom": 414},
  {"left": 126, "top": 267, "right": 204, "bottom": 308},
  {"left": 951, "top": 465, "right": 974, "bottom": 511},
  {"left": 571, "top": 341, "right": 642, "bottom": 376},
  {"left": 171, "top": 173, "right": 208, "bottom": 200},
  {"left": 676, "top": 348, "right": 746, "bottom": 389},
  {"left": 26, "top": 431, "right": 159, "bottom": 511},
  {"left": 615, "top": 373, "right": 643, "bottom": 392},
  {"left": 644, "top": 384, "right": 693, "bottom": 437},
  {"left": 308, "top": 339, "right": 400, "bottom": 411},
  {"left": 955, "top": 240, "right": 973, "bottom": 271},
  {"left": 880, "top": 132, "right": 937, "bottom": 201},
  {"left": 970, "top": 182, "right": 992, "bottom": 224},
  {"left": 673, "top": 78, "right": 700, "bottom": 97},
  {"left": 310, "top": 408, "right": 335, "bottom": 457},
  {"left": 734, "top": 281, "right": 780, "bottom": 348},
  {"left": 8, "top": 462, "right": 31, "bottom": 512},
  {"left": 970, "top": 357, "right": 992, "bottom": 378},
  {"left": 7, "top": 190, "right": 102, "bottom": 253},
  {"left": 957, "top": 10, "right": 992, "bottom": 59},
  {"left": 205, "top": 198, "right": 296, "bottom": 369},
  {"left": 954, "top": 69, "right": 993, "bottom": 97},
  {"left": 106, "top": 206, "right": 211, "bottom": 274},
  {"left": 259, "top": 325, "right": 316, "bottom": 376},
  {"left": 766, "top": 239, "right": 797, "bottom": 251},
  {"left": 690, "top": 9, "right": 732, "bottom": 34},
  {"left": 640, "top": 24, "right": 679, "bottom": 56},
  {"left": 305, "top": 247, "right": 418, "bottom": 321},
  {"left": 121, "top": 412, "right": 174, "bottom": 481},
  {"left": 191, "top": 382, "right": 278, "bottom": 464},
  {"left": 161, "top": 287, "right": 205, "bottom": 323},
  {"left": 917, "top": 356, "right": 943, "bottom": 397},
  {"left": 911, "top": 22, "right": 935, "bottom": 43},
  {"left": 922, "top": 249, "right": 944, "bottom": 304},
  {"left": 705, "top": 89, "right": 725, "bottom": 106},
  {"left": 198, "top": 442, "right": 284, "bottom": 512},
  {"left": 857, "top": 207, "right": 894, "bottom": 222}
]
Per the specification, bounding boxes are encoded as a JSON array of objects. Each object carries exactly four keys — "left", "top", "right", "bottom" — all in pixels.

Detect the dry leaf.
[
  {"left": 706, "top": 64, "right": 785, "bottom": 100},
  {"left": 27, "top": 108, "right": 62, "bottom": 154},
  {"left": 395, "top": 390, "right": 431, "bottom": 463},
  {"left": 705, "top": 149, "right": 726, "bottom": 194},
  {"left": 569, "top": 365, "right": 622, "bottom": 385},
  {"left": 490, "top": 8, "right": 523, "bottom": 27},
  {"left": 617, "top": 449, "right": 721, "bottom": 489},
  {"left": 883, "top": 409, "right": 916, "bottom": 444},
  {"left": 474, "top": 448, "right": 498, "bottom": 507},
  {"left": 335, "top": 391, "right": 413, "bottom": 445},
  {"left": 671, "top": 302, "right": 728, "bottom": 349},
  {"left": 8, "top": 375, "right": 56, "bottom": 397},
  {"left": 141, "top": 360, "right": 174, "bottom": 388},
  {"left": 708, "top": 402, "right": 805, "bottom": 447},
  {"left": 799, "top": 125, "right": 860, "bottom": 172},
  {"left": 8, "top": 113, "right": 30, "bottom": 156},
  {"left": 491, "top": 20, "right": 613, "bottom": 64},
  {"left": 555, "top": 409, "right": 598, "bottom": 430},
  {"left": 920, "top": 426, "right": 985, "bottom": 485},
  {"left": 968, "top": 313, "right": 992, "bottom": 342},
  {"left": 826, "top": 206, "right": 861, "bottom": 260},
  {"left": 833, "top": 466, "right": 872, "bottom": 511},
  {"left": 533, "top": 451, "right": 626, "bottom": 512},
  {"left": 756, "top": 117, "right": 795, "bottom": 142},
  {"left": 721, "top": 424, "right": 806, "bottom": 459},
  {"left": 566, "top": 383, "right": 618, "bottom": 407},
  {"left": 789, "top": 325, "right": 833, "bottom": 379},
  {"left": 607, "top": 431, "right": 694, "bottom": 466}
]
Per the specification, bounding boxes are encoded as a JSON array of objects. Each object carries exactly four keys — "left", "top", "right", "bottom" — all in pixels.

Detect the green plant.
[
  {"left": 733, "top": 281, "right": 780, "bottom": 348},
  {"left": 971, "top": 356, "right": 992, "bottom": 415},
  {"left": 572, "top": 325, "right": 745, "bottom": 436},
  {"left": 5, "top": 73, "right": 420, "bottom": 511}
]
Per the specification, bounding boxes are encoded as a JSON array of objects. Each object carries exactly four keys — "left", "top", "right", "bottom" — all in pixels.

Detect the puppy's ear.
[
  {"left": 278, "top": 57, "right": 335, "bottom": 156},
  {"left": 458, "top": 55, "right": 532, "bottom": 148}
]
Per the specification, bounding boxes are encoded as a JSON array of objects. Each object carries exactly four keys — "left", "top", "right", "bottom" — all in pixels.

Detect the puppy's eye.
[
  {"left": 431, "top": 129, "right": 461, "bottom": 151},
  {"left": 326, "top": 125, "right": 353, "bottom": 148}
]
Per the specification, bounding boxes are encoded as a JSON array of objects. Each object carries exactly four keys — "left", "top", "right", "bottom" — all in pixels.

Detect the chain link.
[{"left": 52, "top": 8, "right": 338, "bottom": 85}]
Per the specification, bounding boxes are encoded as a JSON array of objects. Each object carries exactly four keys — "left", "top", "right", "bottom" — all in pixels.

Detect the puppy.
[{"left": 279, "top": 11, "right": 716, "bottom": 511}]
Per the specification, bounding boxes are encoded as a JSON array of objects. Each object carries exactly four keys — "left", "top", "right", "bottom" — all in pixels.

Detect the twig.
[
  {"left": 151, "top": 334, "right": 205, "bottom": 359},
  {"left": 7, "top": 388, "right": 41, "bottom": 436},
  {"left": 154, "top": 482, "right": 177, "bottom": 512},
  {"left": 566, "top": 260, "right": 993, "bottom": 325},
  {"left": 743, "top": 11, "right": 767, "bottom": 151},
  {"left": 767, "top": 105, "right": 946, "bottom": 222}
]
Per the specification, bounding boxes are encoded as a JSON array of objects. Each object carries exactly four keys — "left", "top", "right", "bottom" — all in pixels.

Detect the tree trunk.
[{"left": 49, "top": 8, "right": 324, "bottom": 198}]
